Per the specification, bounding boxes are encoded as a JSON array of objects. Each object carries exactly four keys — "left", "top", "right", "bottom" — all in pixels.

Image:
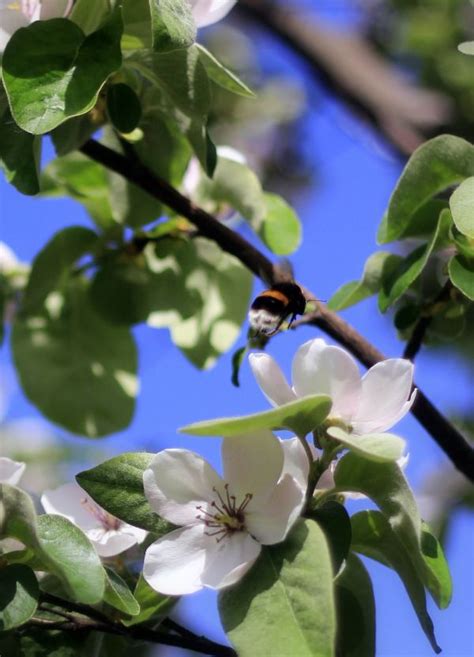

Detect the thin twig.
[
  {"left": 79, "top": 138, "right": 474, "bottom": 482},
  {"left": 37, "top": 594, "right": 236, "bottom": 656}
]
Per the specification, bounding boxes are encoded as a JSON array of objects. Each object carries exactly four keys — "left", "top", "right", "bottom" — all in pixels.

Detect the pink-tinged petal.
[
  {"left": 87, "top": 528, "right": 139, "bottom": 557},
  {"left": 292, "top": 339, "right": 361, "bottom": 421},
  {"left": 279, "top": 437, "right": 311, "bottom": 492},
  {"left": 41, "top": 482, "right": 102, "bottom": 532},
  {"left": 143, "top": 449, "right": 222, "bottom": 526},
  {"left": 38, "top": 0, "right": 71, "bottom": 19},
  {"left": 352, "top": 359, "right": 415, "bottom": 434},
  {"left": 143, "top": 525, "right": 210, "bottom": 595},
  {"left": 0, "top": 457, "right": 25, "bottom": 485},
  {"left": 249, "top": 352, "right": 296, "bottom": 407},
  {"left": 188, "top": 0, "right": 237, "bottom": 28},
  {"left": 315, "top": 461, "right": 336, "bottom": 491},
  {"left": 222, "top": 431, "right": 283, "bottom": 503},
  {"left": 246, "top": 474, "right": 304, "bottom": 545},
  {"left": 201, "top": 532, "right": 261, "bottom": 589}
]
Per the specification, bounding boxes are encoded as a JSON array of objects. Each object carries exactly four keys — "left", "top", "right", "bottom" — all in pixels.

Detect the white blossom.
[
  {"left": 0, "top": 456, "right": 26, "bottom": 485},
  {"left": 41, "top": 482, "right": 147, "bottom": 557},
  {"left": 249, "top": 338, "right": 416, "bottom": 437},
  {"left": 188, "top": 0, "right": 237, "bottom": 28},
  {"left": 142, "top": 431, "right": 307, "bottom": 595},
  {"left": 0, "top": 0, "right": 73, "bottom": 52}
]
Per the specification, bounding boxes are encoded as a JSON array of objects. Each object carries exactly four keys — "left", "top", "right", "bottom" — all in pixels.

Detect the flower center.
[
  {"left": 80, "top": 496, "right": 122, "bottom": 531},
  {"left": 196, "top": 484, "right": 253, "bottom": 542}
]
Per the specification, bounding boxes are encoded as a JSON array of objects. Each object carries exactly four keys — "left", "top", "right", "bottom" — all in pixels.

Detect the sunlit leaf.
[{"left": 327, "top": 426, "right": 406, "bottom": 462}]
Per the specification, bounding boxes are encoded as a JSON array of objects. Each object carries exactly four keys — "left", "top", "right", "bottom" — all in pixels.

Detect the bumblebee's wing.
[{"left": 273, "top": 259, "right": 294, "bottom": 284}]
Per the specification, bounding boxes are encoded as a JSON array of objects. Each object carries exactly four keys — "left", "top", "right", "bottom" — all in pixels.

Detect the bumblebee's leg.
[{"left": 286, "top": 313, "right": 298, "bottom": 329}]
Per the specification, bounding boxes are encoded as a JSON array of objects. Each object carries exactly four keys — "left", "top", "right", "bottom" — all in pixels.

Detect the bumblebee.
[{"left": 248, "top": 281, "right": 307, "bottom": 336}]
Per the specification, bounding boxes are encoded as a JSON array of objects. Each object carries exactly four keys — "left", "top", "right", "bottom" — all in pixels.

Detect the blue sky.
[{"left": 1, "top": 3, "right": 473, "bottom": 656}]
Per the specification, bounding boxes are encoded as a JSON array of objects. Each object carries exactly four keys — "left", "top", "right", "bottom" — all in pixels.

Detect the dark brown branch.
[
  {"left": 237, "top": 0, "right": 451, "bottom": 157},
  {"left": 79, "top": 138, "right": 474, "bottom": 482},
  {"left": 38, "top": 594, "right": 235, "bottom": 657}
]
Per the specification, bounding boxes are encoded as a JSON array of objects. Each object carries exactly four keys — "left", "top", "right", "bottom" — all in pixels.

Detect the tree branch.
[
  {"left": 79, "top": 138, "right": 474, "bottom": 482},
  {"left": 237, "top": 0, "right": 451, "bottom": 157},
  {"left": 38, "top": 593, "right": 236, "bottom": 657}
]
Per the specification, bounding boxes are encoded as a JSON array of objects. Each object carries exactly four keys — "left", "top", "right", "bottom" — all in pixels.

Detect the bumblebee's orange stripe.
[{"left": 260, "top": 289, "right": 288, "bottom": 304}]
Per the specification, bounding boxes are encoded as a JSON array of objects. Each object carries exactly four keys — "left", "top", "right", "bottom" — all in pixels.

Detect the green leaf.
[
  {"left": 91, "top": 238, "right": 200, "bottom": 325},
  {"left": 36, "top": 514, "right": 105, "bottom": 604},
  {"left": 0, "top": 86, "right": 41, "bottom": 195},
  {"left": 41, "top": 152, "right": 116, "bottom": 229},
  {"left": 328, "top": 252, "right": 402, "bottom": 311},
  {"left": 448, "top": 254, "right": 474, "bottom": 300},
  {"left": 2, "top": 13, "right": 123, "bottom": 134},
  {"left": 22, "top": 226, "right": 99, "bottom": 314},
  {"left": 219, "top": 520, "right": 335, "bottom": 657},
  {"left": 327, "top": 426, "right": 406, "bottom": 462},
  {"left": 51, "top": 113, "right": 101, "bottom": 157},
  {"left": 420, "top": 522, "right": 452, "bottom": 610},
  {"left": 180, "top": 394, "right": 332, "bottom": 438},
  {"left": 334, "top": 554, "right": 375, "bottom": 657},
  {"left": 150, "top": 238, "right": 252, "bottom": 369},
  {"left": 0, "top": 565, "right": 39, "bottom": 631},
  {"left": 12, "top": 283, "right": 137, "bottom": 437},
  {"left": 122, "top": 0, "right": 196, "bottom": 52},
  {"left": 196, "top": 44, "right": 255, "bottom": 98},
  {"left": 309, "top": 502, "right": 352, "bottom": 573},
  {"left": 351, "top": 511, "right": 441, "bottom": 653},
  {"left": 259, "top": 193, "right": 302, "bottom": 256},
  {"left": 334, "top": 453, "right": 449, "bottom": 609},
  {"left": 378, "top": 208, "right": 451, "bottom": 312},
  {"left": 381, "top": 135, "right": 474, "bottom": 243},
  {"left": 70, "top": 0, "right": 111, "bottom": 34},
  {"left": 0, "top": 484, "right": 105, "bottom": 604},
  {"left": 450, "top": 175, "right": 474, "bottom": 238},
  {"left": 122, "top": 574, "right": 178, "bottom": 627},
  {"left": 103, "top": 567, "right": 140, "bottom": 616},
  {"left": 76, "top": 453, "right": 173, "bottom": 535},
  {"left": 107, "top": 84, "right": 142, "bottom": 134}
]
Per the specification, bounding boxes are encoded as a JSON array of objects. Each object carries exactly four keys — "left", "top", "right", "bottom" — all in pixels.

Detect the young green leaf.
[
  {"left": 69, "top": 0, "right": 111, "bottom": 34},
  {"left": 107, "top": 84, "right": 142, "bottom": 134},
  {"left": 259, "top": 193, "right": 302, "bottom": 256},
  {"left": 76, "top": 452, "right": 173, "bottom": 535},
  {"left": 180, "top": 393, "right": 332, "bottom": 438},
  {"left": 104, "top": 567, "right": 140, "bottom": 616},
  {"left": 335, "top": 555, "right": 375, "bottom": 657},
  {"left": 420, "top": 522, "right": 453, "bottom": 610},
  {"left": 0, "top": 87, "right": 41, "bottom": 195},
  {"left": 0, "top": 565, "right": 39, "bottom": 631},
  {"left": 196, "top": 44, "right": 255, "bottom": 98},
  {"left": 351, "top": 511, "right": 441, "bottom": 654},
  {"left": 2, "top": 13, "right": 123, "bottom": 134},
  {"left": 449, "top": 175, "right": 474, "bottom": 238},
  {"left": 122, "top": 0, "right": 196, "bottom": 52},
  {"left": 381, "top": 135, "right": 474, "bottom": 243},
  {"left": 328, "top": 252, "right": 402, "bottom": 311},
  {"left": 122, "top": 574, "right": 178, "bottom": 627},
  {"left": 12, "top": 284, "right": 137, "bottom": 437},
  {"left": 448, "top": 254, "right": 474, "bottom": 300},
  {"left": 219, "top": 520, "right": 336, "bottom": 657},
  {"left": 327, "top": 426, "right": 406, "bottom": 462},
  {"left": 22, "top": 226, "right": 99, "bottom": 314},
  {"left": 308, "top": 502, "right": 352, "bottom": 573}
]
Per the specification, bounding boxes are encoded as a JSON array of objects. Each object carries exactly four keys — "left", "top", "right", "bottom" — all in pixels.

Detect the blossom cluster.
[{"left": 1, "top": 338, "right": 414, "bottom": 595}]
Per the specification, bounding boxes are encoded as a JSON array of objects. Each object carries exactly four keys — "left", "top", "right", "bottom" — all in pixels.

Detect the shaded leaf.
[
  {"left": 107, "top": 84, "right": 142, "bottom": 134},
  {"left": 122, "top": 0, "right": 196, "bottom": 52},
  {"left": 122, "top": 574, "right": 178, "bottom": 627},
  {"left": 0, "top": 565, "right": 39, "bottom": 631},
  {"left": 104, "top": 567, "right": 140, "bottom": 616},
  {"left": 308, "top": 501, "right": 352, "bottom": 573},
  {"left": 448, "top": 254, "right": 474, "bottom": 300},
  {"left": 449, "top": 175, "right": 474, "bottom": 237},
  {"left": 197, "top": 44, "right": 255, "bottom": 98}
]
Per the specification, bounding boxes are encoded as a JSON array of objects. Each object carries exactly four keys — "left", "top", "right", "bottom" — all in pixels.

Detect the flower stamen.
[{"left": 196, "top": 486, "right": 254, "bottom": 541}]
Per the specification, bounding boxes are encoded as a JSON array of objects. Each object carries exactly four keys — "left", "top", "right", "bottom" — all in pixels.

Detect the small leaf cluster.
[
  {"left": 329, "top": 135, "right": 474, "bottom": 348},
  {"left": 0, "top": 0, "right": 302, "bottom": 438}
]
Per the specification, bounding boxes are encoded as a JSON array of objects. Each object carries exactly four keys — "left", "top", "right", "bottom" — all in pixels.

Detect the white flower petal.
[
  {"left": 87, "top": 528, "right": 139, "bottom": 557},
  {"left": 143, "top": 525, "right": 209, "bottom": 595},
  {"left": 39, "top": 0, "right": 72, "bottom": 19},
  {"left": 143, "top": 449, "right": 223, "bottom": 526},
  {"left": 0, "top": 457, "right": 26, "bottom": 485},
  {"left": 315, "top": 461, "right": 336, "bottom": 491},
  {"left": 188, "top": 0, "right": 237, "bottom": 28},
  {"left": 41, "top": 482, "right": 101, "bottom": 532},
  {"left": 352, "top": 359, "right": 415, "bottom": 434},
  {"left": 279, "top": 436, "right": 311, "bottom": 492},
  {"left": 292, "top": 339, "right": 361, "bottom": 421},
  {"left": 222, "top": 431, "right": 283, "bottom": 503},
  {"left": 246, "top": 474, "right": 304, "bottom": 545},
  {"left": 201, "top": 531, "right": 261, "bottom": 589},
  {"left": 249, "top": 352, "right": 296, "bottom": 407}
]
